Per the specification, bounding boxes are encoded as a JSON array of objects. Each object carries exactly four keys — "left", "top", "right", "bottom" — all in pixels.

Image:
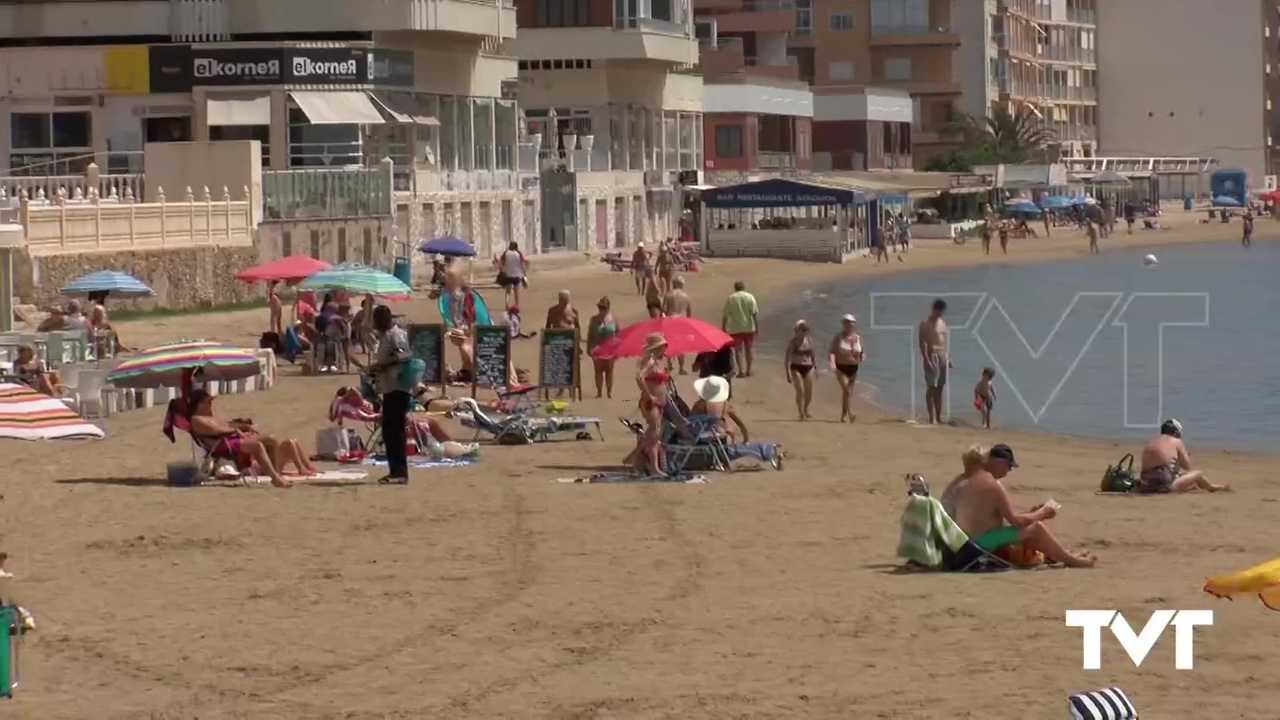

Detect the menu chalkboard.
[
  {"left": 471, "top": 324, "right": 510, "bottom": 396},
  {"left": 407, "top": 324, "right": 446, "bottom": 388},
  {"left": 538, "top": 328, "right": 580, "bottom": 399}
]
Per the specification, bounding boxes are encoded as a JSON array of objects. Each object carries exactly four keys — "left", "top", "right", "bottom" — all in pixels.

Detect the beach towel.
[
  {"left": 362, "top": 455, "right": 474, "bottom": 469},
  {"left": 897, "top": 493, "right": 969, "bottom": 568},
  {"left": 1069, "top": 687, "right": 1137, "bottom": 720},
  {"left": 556, "top": 472, "right": 707, "bottom": 484}
]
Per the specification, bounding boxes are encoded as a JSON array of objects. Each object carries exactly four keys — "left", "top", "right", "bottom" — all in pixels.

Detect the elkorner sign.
[{"left": 287, "top": 50, "right": 365, "bottom": 83}]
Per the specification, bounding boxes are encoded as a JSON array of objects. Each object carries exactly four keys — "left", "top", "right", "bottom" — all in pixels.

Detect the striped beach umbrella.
[
  {"left": 296, "top": 264, "right": 411, "bottom": 299},
  {"left": 0, "top": 382, "right": 104, "bottom": 441},
  {"left": 106, "top": 340, "right": 262, "bottom": 389},
  {"left": 59, "top": 270, "right": 154, "bottom": 297}
]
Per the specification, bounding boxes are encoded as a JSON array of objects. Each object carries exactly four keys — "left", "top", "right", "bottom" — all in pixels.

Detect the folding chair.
[
  {"left": 899, "top": 475, "right": 1013, "bottom": 573},
  {"left": 662, "top": 398, "right": 732, "bottom": 472},
  {"left": 163, "top": 399, "right": 259, "bottom": 485},
  {"left": 492, "top": 383, "right": 541, "bottom": 414}
]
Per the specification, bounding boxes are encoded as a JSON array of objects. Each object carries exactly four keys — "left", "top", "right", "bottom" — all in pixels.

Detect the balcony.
[
  {"left": 693, "top": 0, "right": 744, "bottom": 11},
  {"left": 744, "top": 55, "right": 800, "bottom": 81},
  {"left": 869, "top": 24, "right": 960, "bottom": 46},
  {"left": 225, "top": 0, "right": 517, "bottom": 39},
  {"left": 999, "top": 82, "right": 1097, "bottom": 103},
  {"left": 713, "top": 0, "right": 795, "bottom": 33},
  {"left": 700, "top": 37, "right": 747, "bottom": 75},
  {"left": 511, "top": 20, "right": 697, "bottom": 64}
]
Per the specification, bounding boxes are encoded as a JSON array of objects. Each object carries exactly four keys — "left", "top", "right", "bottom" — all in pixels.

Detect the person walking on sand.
[
  {"left": 1137, "top": 419, "right": 1229, "bottom": 493},
  {"left": 783, "top": 319, "right": 816, "bottom": 420},
  {"left": 1086, "top": 220, "right": 1100, "bottom": 255},
  {"left": 267, "top": 280, "right": 283, "bottom": 336},
  {"left": 662, "top": 276, "right": 693, "bottom": 374},
  {"left": 873, "top": 225, "right": 890, "bottom": 264},
  {"left": 980, "top": 219, "right": 992, "bottom": 256},
  {"left": 828, "top": 314, "right": 864, "bottom": 423},
  {"left": 973, "top": 366, "right": 996, "bottom": 429},
  {"left": 1243, "top": 210, "right": 1254, "bottom": 247},
  {"left": 496, "top": 240, "right": 528, "bottom": 308},
  {"left": 586, "top": 296, "right": 618, "bottom": 398},
  {"left": 918, "top": 298, "right": 951, "bottom": 424},
  {"left": 369, "top": 305, "right": 412, "bottom": 485},
  {"left": 998, "top": 221, "right": 1009, "bottom": 254},
  {"left": 632, "top": 243, "right": 650, "bottom": 294},
  {"left": 722, "top": 281, "right": 759, "bottom": 377}
]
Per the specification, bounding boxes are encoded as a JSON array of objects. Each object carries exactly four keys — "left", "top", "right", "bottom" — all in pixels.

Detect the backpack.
[{"left": 1101, "top": 453, "right": 1137, "bottom": 493}]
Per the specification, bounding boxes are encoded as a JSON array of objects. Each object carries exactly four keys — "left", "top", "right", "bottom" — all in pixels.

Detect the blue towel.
[{"left": 283, "top": 325, "right": 302, "bottom": 362}]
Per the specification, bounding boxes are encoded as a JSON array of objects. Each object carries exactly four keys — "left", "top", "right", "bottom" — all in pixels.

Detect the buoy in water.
[{"left": 1143, "top": 254, "right": 1158, "bottom": 266}]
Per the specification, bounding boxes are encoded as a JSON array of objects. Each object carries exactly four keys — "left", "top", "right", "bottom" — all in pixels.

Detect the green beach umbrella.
[{"left": 296, "top": 264, "right": 411, "bottom": 299}]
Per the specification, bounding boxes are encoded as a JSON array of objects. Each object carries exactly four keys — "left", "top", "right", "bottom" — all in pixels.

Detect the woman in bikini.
[
  {"left": 186, "top": 389, "right": 316, "bottom": 487},
  {"left": 655, "top": 243, "right": 675, "bottom": 295},
  {"left": 783, "top": 319, "right": 816, "bottom": 420},
  {"left": 643, "top": 272, "right": 663, "bottom": 318},
  {"left": 828, "top": 314, "right": 865, "bottom": 423},
  {"left": 636, "top": 333, "right": 671, "bottom": 474},
  {"left": 586, "top": 296, "right": 619, "bottom": 398}
]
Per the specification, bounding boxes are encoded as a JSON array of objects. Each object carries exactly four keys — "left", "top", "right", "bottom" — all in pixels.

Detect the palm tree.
[{"left": 965, "top": 107, "right": 1056, "bottom": 163}]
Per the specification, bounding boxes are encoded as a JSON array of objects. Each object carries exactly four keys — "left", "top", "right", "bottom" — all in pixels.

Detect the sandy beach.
[{"left": 3, "top": 216, "right": 1277, "bottom": 719}]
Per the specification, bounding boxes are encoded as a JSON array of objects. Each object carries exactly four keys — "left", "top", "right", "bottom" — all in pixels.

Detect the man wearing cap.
[
  {"left": 950, "top": 443, "right": 1097, "bottom": 568},
  {"left": 1138, "top": 419, "right": 1228, "bottom": 493}
]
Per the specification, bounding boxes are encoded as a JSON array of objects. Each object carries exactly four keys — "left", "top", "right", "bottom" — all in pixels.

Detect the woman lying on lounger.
[
  {"left": 187, "top": 388, "right": 317, "bottom": 488},
  {"left": 332, "top": 386, "right": 477, "bottom": 459}
]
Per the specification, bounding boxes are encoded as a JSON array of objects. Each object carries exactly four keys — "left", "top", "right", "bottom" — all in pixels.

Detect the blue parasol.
[
  {"left": 1040, "top": 196, "right": 1072, "bottom": 209},
  {"left": 418, "top": 235, "right": 477, "bottom": 257},
  {"left": 1005, "top": 200, "right": 1042, "bottom": 215},
  {"left": 1212, "top": 195, "right": 1242, "bottom": 207},
  {"left": 59, "top": 270, "right": 154, "bottom": 297}
]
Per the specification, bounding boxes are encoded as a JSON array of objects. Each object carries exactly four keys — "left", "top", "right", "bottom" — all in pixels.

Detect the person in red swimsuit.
[{"left": 636, "top": 332, "right": 671, "bottom": 474}]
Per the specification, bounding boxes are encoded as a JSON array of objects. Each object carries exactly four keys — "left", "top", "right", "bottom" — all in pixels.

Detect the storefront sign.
[
  {"left": 287, "top": 48, "right": 366, "bottom": 84},
  {"left": 367, "top": 49, "right": 415, "bottom": 87},
  {"left": 148, "top": 45, "right": 194, "bottom": 93},
  {"left": 949, "top": 173, "right": 994, "bottom": 189},
  {"left": 193, "top": 48, "right": 284, "bottom": 86}
]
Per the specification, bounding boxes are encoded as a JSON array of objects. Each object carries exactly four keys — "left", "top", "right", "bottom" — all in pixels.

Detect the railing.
[
  {"left": 262, "top": 163, "right": 393, "bottom": 220},
  {"left": 17, "top": 185, "right": 254, "bottom": 256},
  {"left": 1065, "top": 8, "right": 1095, "bottom": 24},
  {"left": 614, "top": 15, "right": 689, "bottom": 34},
  {"left": 1001, "top": 82, "right": 1096, "bottom": 102},
  {"left": 758, "top": 152, "right": 796, "bottom": 169},
  {"left": 0, "top": 163, "right": 144, "bottom": 207},
  {"left": 870, "top": 24, "right": 953, "bottom": 35},
  {"left": 741, "top": 0, "right": 794, "bottom": 10},
  {"left": 1039, "top": 47, "right": 1096, "bottom": 64}
]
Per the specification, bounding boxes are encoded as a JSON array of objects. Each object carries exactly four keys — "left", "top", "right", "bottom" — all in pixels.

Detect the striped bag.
[{"left": 1069, "top": 687, "right": 1138, "bottom": 720}]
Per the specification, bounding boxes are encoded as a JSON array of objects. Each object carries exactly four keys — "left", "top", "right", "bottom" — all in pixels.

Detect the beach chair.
[
  {"left": 450, "top": 397, "right": 601, "bottom": 444},
  {"left": 661, "top": 387, "right": 783, "bottom": 472},
  {"left": 1069, "top": 688, "right": 1138, "bottom": 720},
  {"left": 897, "top": 474, "right": 1013, "bottom": 573},
  {"left": 162, "top": 399, "right": 258, "bottom": 485}
]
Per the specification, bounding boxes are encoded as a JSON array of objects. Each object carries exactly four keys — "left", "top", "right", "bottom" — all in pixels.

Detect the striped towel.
[
  {"left": 1069, "top": 687, "right": 1137, "bottom": 720},
  {"left": 896, "top": 494, "right": 970, "bottom": 568}
]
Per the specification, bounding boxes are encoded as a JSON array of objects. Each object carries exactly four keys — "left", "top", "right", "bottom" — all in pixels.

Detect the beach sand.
[{"left": 3, "top": 216, "right": 1277, "bottom": 719}]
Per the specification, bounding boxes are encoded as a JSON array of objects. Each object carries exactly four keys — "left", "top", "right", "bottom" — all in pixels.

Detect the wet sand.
[{"left": 2, "top": 215, "right": 1276, "bottom": 719}]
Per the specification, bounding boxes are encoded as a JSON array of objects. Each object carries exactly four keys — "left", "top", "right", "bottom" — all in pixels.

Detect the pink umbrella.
[
  {"left": 236, "top": 255, "right": 331, "bottom": 283},
  {"left": 591, "top": 316, "right": 733, "bottom": 359}
]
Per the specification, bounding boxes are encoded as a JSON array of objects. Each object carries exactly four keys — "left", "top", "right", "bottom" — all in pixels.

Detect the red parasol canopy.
[
  {"left": 590, "top": 316, "right": 734, "bottom": 359},
  {"left": 1259, "top": 190, "right": 1280, "bottom": 203},
  {"left": 236, "top": 255, "right": 332, "bottom": 283}
]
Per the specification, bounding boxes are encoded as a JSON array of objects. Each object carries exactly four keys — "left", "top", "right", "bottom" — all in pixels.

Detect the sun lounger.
[
  {"left": 449, "top": 397, "right": 601, "bottom": 443},
  {"left": 897, "top": 475, "right": 1013, "bottom": 572}
]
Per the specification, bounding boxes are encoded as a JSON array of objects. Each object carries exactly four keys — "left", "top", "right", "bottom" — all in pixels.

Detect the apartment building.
[
  {"left": 509, "top": 0, "right": 703, "bottom": 247},
  {"left": 1096, "top": 0, "right": 1274, "bottom": 181},
  {"left": 788, "top": 0, "right": 956, "bottom": 169},
  {"left": 695, "top": 0, "right": 814, "bottom": 179}
]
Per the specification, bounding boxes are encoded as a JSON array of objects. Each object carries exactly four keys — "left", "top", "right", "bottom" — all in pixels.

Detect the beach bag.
[
  {"left": 1101, "top": 453, "right": 1137, "bottom": 493},
  {"left": 396, "top": 357, "right": 425, "bottom": 394}
]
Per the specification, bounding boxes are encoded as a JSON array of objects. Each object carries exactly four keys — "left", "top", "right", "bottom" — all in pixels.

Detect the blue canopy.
[
  {"left": 701, "top": 178, "right": 861, "bottom": 208},
  {"left": 1040, "top": 196, "right": 1072, "bottom": 209},
  {"left": 1212, "top": 195, "right": 1242, "bottom": 207},
  {"left": 1005, "top": 201, "right": 1042, "bottom": 215},
  {"left": 419, "top": 235, "right": 477, "bottom": 257},
  {"left": 59, "top": 270, "right": 154, "bottom": 297}
]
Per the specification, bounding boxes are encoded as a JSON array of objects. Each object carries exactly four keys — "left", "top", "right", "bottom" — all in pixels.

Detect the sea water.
[{"left": 767, "top": 241, "right": 1280, "bottom": 451}]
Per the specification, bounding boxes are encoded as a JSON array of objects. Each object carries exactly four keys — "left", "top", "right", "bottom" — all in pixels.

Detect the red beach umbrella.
[
  {"left": 591, "top": 316, "right": 733, "bottom": 359},
  {"left": 236, "top": 255, "right": 332, "bottom": 283}
]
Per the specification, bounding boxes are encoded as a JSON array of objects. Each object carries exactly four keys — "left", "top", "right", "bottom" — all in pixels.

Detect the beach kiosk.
[{"left": 698, "top": 178, "right": 870, "bottom": 263}]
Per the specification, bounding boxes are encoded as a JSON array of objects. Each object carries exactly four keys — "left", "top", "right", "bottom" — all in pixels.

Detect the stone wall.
[
  {"left": 255, "top": 217, "right": 399, "bottom": 267},
  {"left": 17, "top": 245, "right": 259, "bottom": 310}
]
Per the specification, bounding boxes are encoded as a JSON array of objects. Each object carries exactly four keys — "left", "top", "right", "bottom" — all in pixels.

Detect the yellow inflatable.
[{"left": 1203, "top": 557, "right": 1280, "bottom": 611}]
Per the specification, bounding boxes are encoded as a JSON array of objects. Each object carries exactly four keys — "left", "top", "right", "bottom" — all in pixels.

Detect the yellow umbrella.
[{"left": 1204, "top": 557, "right": 1280, "bottom": 611}]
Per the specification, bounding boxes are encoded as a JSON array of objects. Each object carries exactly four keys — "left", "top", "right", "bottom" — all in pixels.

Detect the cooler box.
[{"left": 392, "top": 256, "right": 412, "bottom": 288}]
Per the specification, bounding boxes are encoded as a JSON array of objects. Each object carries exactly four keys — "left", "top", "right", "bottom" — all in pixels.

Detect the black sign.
[
  {"left": 149, "top": 45, "right": 194, "bottom": 93},
  {"left": 538, "top": 328, "right": 580, "bottom": 396},
  {"left": 678, "top": 170, "right": 699, "bottom": 186},
  {"left": 287, "top": 47, "right": 367, "bottom": 85},
  {"left": 407, "top": 324, "right": 446, "bottom": 388},
  {"left": 368, "top": 49, "right": 414, "bottom": 87},
  {"left": 192, "top": 47, "right": 284, "bottom": 86},
  {"left": 471, "top": 325, "right": 511, "bottom": 396}
]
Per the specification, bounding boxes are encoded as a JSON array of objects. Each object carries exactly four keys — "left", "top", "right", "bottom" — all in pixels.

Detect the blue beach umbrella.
[
  {"left": 298, "top": 264, "right": 412, "bottom": 299},
  {"left": 1212, "top": 195, "right": 1242, "bottom": 207},
  {"left": 418, "top": 235, "right": 477, "bottom": 257},
  {"left": 59, "top": 270, "right": 154, "bottom": 297},
  {"left": 1040, "top": 196, "right": 1072, "bottom": 209},
  {"left": 1006, "top": 200, "right": 1042, "bottom": 215}
]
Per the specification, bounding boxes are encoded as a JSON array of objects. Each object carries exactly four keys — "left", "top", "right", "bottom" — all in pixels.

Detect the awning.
[
  {"left": 289, "top": 91, "right": 385, "bottom": 125},
  {"left": 369, "top": 91, "right": 440, "bottom": 126},
  {"left": 206, "top": 94, "right": 271, "bottom": 126}
]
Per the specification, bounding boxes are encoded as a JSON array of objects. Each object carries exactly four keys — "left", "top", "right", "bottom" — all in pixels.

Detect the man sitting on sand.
[
  {"left": 946, "top": 443, "right": 1097, "bottom": 568},
  {"left": 1137, "top": 419, "right": 1228, "bottom": 494}
]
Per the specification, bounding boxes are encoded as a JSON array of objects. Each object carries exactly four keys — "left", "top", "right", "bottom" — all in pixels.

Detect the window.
[
  {"left": 870, "top": 0, "right": 927, "bottom": 31},
  {"left": 533, "top": 0, "right": 591, "bottom": 27},
  {"left": 828, "top": 61, "right": 855, "bottom": 81},
  {"left": 829, "top": 11, "right": 854, "bottom": 31},
  {"left": 795, "top": 0, "right": 811, "bottom": 34},
  {"left": 337, "top": 227, "right": 348, "bottom": 263},
  {"left": 714, "top": 125, "right": 743, "bottom": 158},
  {"left": 883, "top": 58, "right": 913, "bottom": 81},
  {"left": 282, "top": 231, "right": 293, "bottom": 257},
  {"left": 309, "top": 230, "right": 321, "bottom": 259},
  {"left": 8, "top": 111, "right": 94, "bottom": 175},
  {"left": 210, "top": 125, "right": 271, "bottom": 169},
  {"left": 288, "top": 107, "right": 361, "bottom": 168},
  {"left": 363, "top": 227, "right": 373, "bottom": 265}
]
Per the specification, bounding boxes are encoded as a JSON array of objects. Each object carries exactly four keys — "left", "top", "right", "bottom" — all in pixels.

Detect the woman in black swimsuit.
[{"left": 783, "top": 319, "right": 816, "bottom": 420}]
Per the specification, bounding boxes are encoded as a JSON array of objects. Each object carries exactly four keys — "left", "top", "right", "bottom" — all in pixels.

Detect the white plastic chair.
[{"left": 74, "top": 369, "right": 113, "bottom": 419}]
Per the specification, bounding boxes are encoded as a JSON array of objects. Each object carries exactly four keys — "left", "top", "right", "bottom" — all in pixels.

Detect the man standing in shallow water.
[{"left": 917, "top": 298, "right": 950, "bottom": 424}]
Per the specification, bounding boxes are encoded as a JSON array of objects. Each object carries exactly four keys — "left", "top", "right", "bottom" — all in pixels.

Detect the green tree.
[{"left": 964, "top": 107, "right": 1056, "bottom": 163}]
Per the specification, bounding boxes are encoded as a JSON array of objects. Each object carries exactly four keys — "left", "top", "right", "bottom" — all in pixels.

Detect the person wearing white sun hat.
[
  {"left": 828, "top": 313, "right": 864, "bottom": 423},
  {"left": 690, "top": 375, "right": 749, "bottom": 442}
]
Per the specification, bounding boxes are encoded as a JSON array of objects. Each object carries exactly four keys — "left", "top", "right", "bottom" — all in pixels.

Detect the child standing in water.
[{"left": 973, "top": 366, "right": 996, "bottom": 429}]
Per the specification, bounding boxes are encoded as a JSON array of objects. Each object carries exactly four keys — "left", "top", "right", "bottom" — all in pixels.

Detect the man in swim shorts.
[
  {"left": 1137, "top": 419, "right": 1229, "bottom": 493},
  {"left": 950, "top": 444, "right": 1097, "bottom": 568},
  {"left": 917, "top": 298, "right": 950, "bottom": 424}
]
